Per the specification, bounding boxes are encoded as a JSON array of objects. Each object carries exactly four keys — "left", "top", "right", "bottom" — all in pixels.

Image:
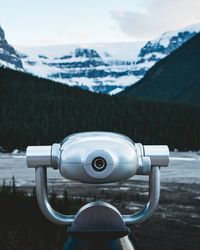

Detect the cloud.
[{"left": 111, "top": 0, "right": 200, "bottom": 40}]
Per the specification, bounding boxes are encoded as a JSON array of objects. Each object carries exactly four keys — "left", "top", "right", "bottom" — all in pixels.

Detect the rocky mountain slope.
[
  {"left": 0, "top": 26, "right": 23, "bottom": 70},
  {"left": 122, "top": 32, "right": 200, "bottom": 106},
  {"left": 135, "top": 23, "right": 200, "bottom": 73}
]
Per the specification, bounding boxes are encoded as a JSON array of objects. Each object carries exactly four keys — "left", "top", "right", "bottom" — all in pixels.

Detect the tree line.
[{"left": 0, "top": 67, "right": 200, "bottom": 151}]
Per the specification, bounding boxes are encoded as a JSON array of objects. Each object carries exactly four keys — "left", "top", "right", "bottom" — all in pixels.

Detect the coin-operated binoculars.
[{"left": 26, "top": 132, "right": 169, "bottom": 249}]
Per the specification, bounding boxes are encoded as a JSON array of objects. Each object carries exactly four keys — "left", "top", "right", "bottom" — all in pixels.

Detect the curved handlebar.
[
  {"left": 35, "top": 166, "right": 160, "bottom": 225},
  {"left": 35, "top": 167, "right": 74, "bottom": 225},
  {"left": 123, "top": 166, "right": 160, "bottom": 224}
]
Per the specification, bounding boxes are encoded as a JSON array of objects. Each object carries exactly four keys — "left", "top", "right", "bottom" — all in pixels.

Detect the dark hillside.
[
  {"left": 122, "top": 33, "right": 200, "bottom": 106},
  {"left": 0, "top": 67, "right": 200, "bottom": 150}
]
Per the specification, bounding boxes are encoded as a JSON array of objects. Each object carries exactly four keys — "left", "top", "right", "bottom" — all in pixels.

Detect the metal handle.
[
  {"left": 35, "top": 167, "right": 74, "bottom": 225},
  {"left": 123, "top": 166, "right": 160, "bottom": 224},
  {"left": 35, "top": 166, "right": 160, "bottom": 225}
]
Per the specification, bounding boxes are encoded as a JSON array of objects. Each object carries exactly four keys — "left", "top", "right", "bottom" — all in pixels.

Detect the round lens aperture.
[{"left": 92, "top": 157, "right": 107, "bottom": 172}]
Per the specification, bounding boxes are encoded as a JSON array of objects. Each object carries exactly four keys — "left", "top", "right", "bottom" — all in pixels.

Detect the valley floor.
[{"left": 0, "top": 152, "right": 200, "bottom": 249}]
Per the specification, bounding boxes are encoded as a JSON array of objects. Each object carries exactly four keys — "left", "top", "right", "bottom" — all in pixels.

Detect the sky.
[{"left": 1, "top": 0, "right": 200, "bottom": 46}]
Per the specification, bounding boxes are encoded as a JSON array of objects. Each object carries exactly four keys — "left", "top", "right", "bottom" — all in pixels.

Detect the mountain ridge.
[
  {"left": 0, "top": 26, "right": 23, "bottom": 70},
  {"left": 121, "top": 32, "right": 200, "bottom": 106}
]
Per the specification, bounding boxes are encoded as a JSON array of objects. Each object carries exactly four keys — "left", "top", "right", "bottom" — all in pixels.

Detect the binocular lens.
[{"left": 92, "top": 157, "right": 107, "bottom": 172}]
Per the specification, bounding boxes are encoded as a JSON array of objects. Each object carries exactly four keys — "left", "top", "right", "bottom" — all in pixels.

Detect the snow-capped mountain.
[
  {"left": 1, "top": 23, "right": 200, "bottom": 94},
  {"left": 0, "top": 26, "right": 23, "bottom": 70},
  {"left": 16, "top": 23, "right": 200, "bottom": 94},
  {"left": 17, "top": 42, "right": 145, "bottom": 94},
  {"left": 135, "top": 23, "right": 200, "bottom": 75}
]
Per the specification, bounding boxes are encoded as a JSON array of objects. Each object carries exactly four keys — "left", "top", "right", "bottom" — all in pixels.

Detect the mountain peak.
[
  {"left": 75, "top": 48, "right": 101, "bottom": 58},
  {"left": 122, "top": 32, "right": 200, "bottom": 106},
  {"left": 0, "top": 25, "right": 23, "bottom": 70},
  {"left": 0, "top": 25, "right": 5, "bottom": 40},
  {"left": 136, "top": 23, "right": 200, "bottom": 73},
  {"left": 152, "top": 23, "right": 200, "bottom": 48}
]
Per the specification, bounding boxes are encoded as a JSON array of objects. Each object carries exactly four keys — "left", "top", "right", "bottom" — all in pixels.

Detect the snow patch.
[{"left": 109, "top": 87, "right": 123, "bottom": 95}]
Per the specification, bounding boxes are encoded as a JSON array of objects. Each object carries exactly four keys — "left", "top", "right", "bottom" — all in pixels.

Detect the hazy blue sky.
[{"left": 1, "top": 0, "right": 200, "bottom": 46}]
